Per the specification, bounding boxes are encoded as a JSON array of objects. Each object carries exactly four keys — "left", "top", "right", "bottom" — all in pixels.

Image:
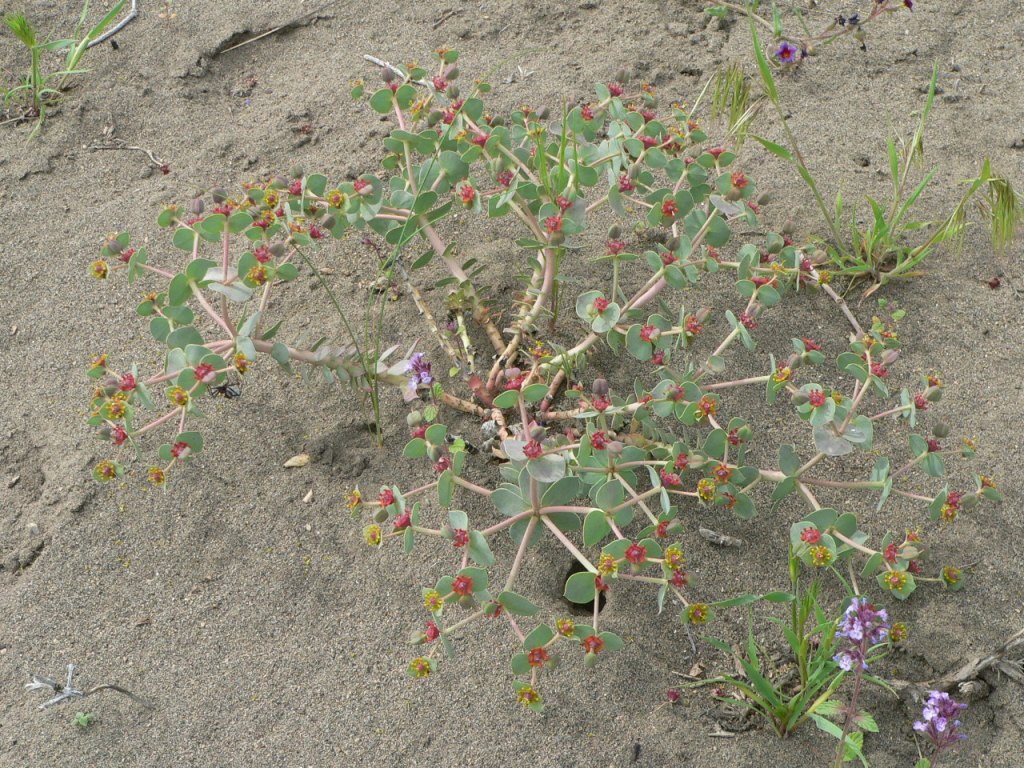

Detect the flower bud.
[
  {"left": 290, "top": 165, "right": 304, "bottom": 180},
  {"left": 190, "top": 197, "right": 205, "bottom": 215},
  {"left": 607, "top": 440, "right": 624, "bottom": 457},
  {"left": 373, "top": 508, "right": 389, "bottom": 523},
  {"left": 427, "top": 110, "right": 443, "bottom": 127},
  {"left": 447, "top": 85, "right": 460, "bottom": 101},
  {"left": 592, "top": 378, "right": 609, "bottom": 397},
  {"left": 607, "top": 224, "right": 621, "bottom": 240},
  {"left": 881, "top": 349, "right": 901, "bottom": 366},
  {"left": 932, "top": 422, "right": 951, "bottom": 439},
  {"left": 628, "top": 162, "right": 641, "bottom": 180},
  {"left": 407, "top": 411, "right": 423, "bottom": 427},
  {"left": 529, "top": 424, "right": 546, "bottom": 441},
  {"left": 724, "top": 187, "right": 742, "bottom": 202},
  {"left": 408, "top": 629, "right": 428, "bottom": 645},
  {"left": 782, "top": 219, "right": 796, "bottom": 235},
  {"left": 211, "top": 186, "right": 228, "bottom": 204},
  {"left": 615, "top": 67, "right": 629, "bottom": 84}
]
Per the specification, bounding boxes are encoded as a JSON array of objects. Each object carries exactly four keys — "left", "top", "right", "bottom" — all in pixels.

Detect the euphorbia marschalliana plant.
[{"left": 89, "top": 50, "right": 1001, "bottom": 727}]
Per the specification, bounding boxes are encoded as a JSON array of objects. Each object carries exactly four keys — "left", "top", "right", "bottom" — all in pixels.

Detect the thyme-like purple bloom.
[
  {"left": 833, "top": 597, "right": 889, "bottom": 670},
  {"left": 407, "top": 352, "right": 433, "bottom": 386},
  {"left": 914, "top": 690, "right": 967, "bottom": 749}
]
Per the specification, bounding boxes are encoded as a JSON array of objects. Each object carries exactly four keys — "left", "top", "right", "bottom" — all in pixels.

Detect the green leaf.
[
  {"left": 599, "top": 631, "right": 624, "bottom": 652},
  {"left": 403, "top": 438, "right": 427, "bottom": 458},
  {"left": 522, "top": 383, "right": 549, "bottom": 404},
  {"left": 583, "top": 509, "right": 611, "bottom": 546},
  {"left": 541, "top": 477, "right": 582, "bottom": 506},
  {"left": 492, "top": 389, "right": 520, "bottom": 409},
  {"left": 564, "top": 570, "right": 597, "bottom": 604},
  {"left": 168, "top": 273, "right": 192, "bottom": 305},
  {"left": 438, "top": 469, "right": 454, "bottom": 508},
  {"left": 468, "top": 530, "right": 494, "bottom": 566},
  {"left": 166, "top": 326, "right": 204, "bottom": 349},
  {"left": 779, "top": 444, "right": 801, "bottom": 477},
  {"left": 369, "top": 88, "right": 394, "bottom": 114},
  {"left": 526, "top": 453, "right": 565, "bottom": 483},
  {"left": 172, "top": 227, "right": 198, "bottom": 251},
  {"left": 271, "top": 342, "right": 291, "bottom": 369},
  {"left": 498, "top": 591, "right": 539, "bottom": 617},
  {"left": 523, "top": 623, "right": 554, "bottom": 649},
  {"left": 491, "top": 486, "right": 528, "bottom": 516}
]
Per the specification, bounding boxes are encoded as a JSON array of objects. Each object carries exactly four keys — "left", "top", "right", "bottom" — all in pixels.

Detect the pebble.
[
  {"left": 7, "top": 475, "right": 19, "bottom": 488},
  {"left": 26, "top": 522, "right": 40, "bottom": 536}
]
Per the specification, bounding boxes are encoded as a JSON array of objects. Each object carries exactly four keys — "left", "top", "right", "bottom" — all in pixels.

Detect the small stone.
[
  {"left": 26, "top": 522, "right": 40, "bottom": 536},
  {"left": 7, "top": 475, "right": 19, "bottom": 488}
]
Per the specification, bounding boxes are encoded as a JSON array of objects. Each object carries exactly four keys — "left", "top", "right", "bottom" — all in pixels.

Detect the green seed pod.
[
  {"left": 190, "top": 197, "right": 205, "bottom": 215},
  {"left": 535, "top": 105, "right": 550, "bottom": 120},
  {"left": 585, "top": 651, "right": 599, "bottom": 669},
  {"left": 756, "top": 192, "right": 773, "bottom": 206},
  {"left": 406, "top": 411, "right": 423, "bottom": 427},
  {"left": 373, "top": 508, "right": 389, "bottom": 523},
  {"left": 427, "top": 110, "right": 443, "bottom": 127},
  {"left": 446, "top": 66, "right": 460, "bottom": 80},
  {"left": 666, "top": 236, "right": 680, "bottom": 252},
  {"left": 932, "top": 422, "right": 951, "bottom": 438},
  {"left": 447, "top": 85, "right": 460, "bottom": 101},
  {"left": 103, "top": 237, "right": 123, "bottom": 255},
  {"left": 290, "top": 165, "right": 304, "bottom": 180},
  {"left": 615, "top": 67, "right": 629, "bottom": 84},
  {"left": 592, "top": 378, "right": 609, "bottom": 397},
  {"left": 782, "top": 219, "right": 797, "bottom": 235},
  {"left": 926, "top": 388, "right": 943, "bottom": 403},
  {"left": 211, "top": 186, "right": 228, "bottom": 204},
  {"left": 607, "top": 224, "right": 621, "bottom": 240},
  {"left": 628, "top": 162, "right": 641, "bottom": 180},
  {"left": 270, "top": 243, "right": 286, "bottom": 259},
  {"left": 529, "top": 425, "right": 546, "bottom": 441}
]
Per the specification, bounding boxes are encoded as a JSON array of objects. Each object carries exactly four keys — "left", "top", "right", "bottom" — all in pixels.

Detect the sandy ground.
[{"left": 2, "top": 1, "right": 1023, "bottom": 766}]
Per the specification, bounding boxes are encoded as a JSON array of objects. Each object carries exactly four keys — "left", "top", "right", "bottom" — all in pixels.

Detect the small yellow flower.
[
  {"left": 516, "top": 685, "right": 542, "bottom": 707},
  {"left": 883, "top": 570, "right": 908, "bottom": 590},
  {"left": 809, "top": 545, "right": 833, "bottom": 568},
  {"left": 687, "top": 603, "right": 710, "bottom": 624},
  {"left": 598, "top": 553, "right": 618, "bottom": 576},
  {"left": 408, "top": 657, "right": 432, "bottom": 678},
  {"left": 423, "top": 590, "right": 443, "bottom": 612}
]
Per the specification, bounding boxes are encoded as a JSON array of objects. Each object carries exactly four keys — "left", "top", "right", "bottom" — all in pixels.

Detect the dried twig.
[
  {"left": 220, "top": 0, "right": 341, "bottom": 54},
  {"left": 26, "top": 664, "right": 152, "bottom": 710},
  {"left": 88, "top": 138, "right": 167, "bottom": 169},
  {"left": 86, "top": 0, "right": 139, "bottom": 49}
]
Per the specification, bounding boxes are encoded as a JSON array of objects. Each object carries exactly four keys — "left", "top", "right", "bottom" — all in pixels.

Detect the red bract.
[
  {"left": 624, "top": 543, "right": 647, "bottom": 564},
  {"left": 523, "top": 440, "right": 543, "bottom": 459},
  {"left": 379, "top": 489, "right": 396, "bottom": 507},
  {"left": 582, "top": 634, "right": 604, "bottom": 654},
  {"left": 800, "top": 526, "right": 821, "bottom": 544},
  {"left": 452, "top": 575, "right": 473, "bottom": 596}
]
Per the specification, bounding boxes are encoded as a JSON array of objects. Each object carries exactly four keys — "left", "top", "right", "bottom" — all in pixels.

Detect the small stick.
[
  {"left": 363, "top": 54, "right": 431, "bottom": 88},
  {"left": 220, "top": 1, "right": 342, "bottom": 54},
  {"left": 432, "top": 9, "right": 459, "bottom": 29},
  {"left": 86, "top": 0, "right": 139, "bottom": 49},
  {"left": 88, "top": 139, "right": 167, "bottom": 168}
]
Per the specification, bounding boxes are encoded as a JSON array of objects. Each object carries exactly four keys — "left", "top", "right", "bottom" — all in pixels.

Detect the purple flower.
[
  {"left": 914, "top": 691, "right": 967, "bottom": 752},
  {"left": 775, "top": 42, "right": 799, "bottom": 63},
  {"left": 832, "top": 597, "right": 890, "bottom": 671},
  {"left": 836, "top": 597, "right": 889, "bottom": 645},
  {"left": 406, "top": 352, "right": 433, "bottom": 388}
]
